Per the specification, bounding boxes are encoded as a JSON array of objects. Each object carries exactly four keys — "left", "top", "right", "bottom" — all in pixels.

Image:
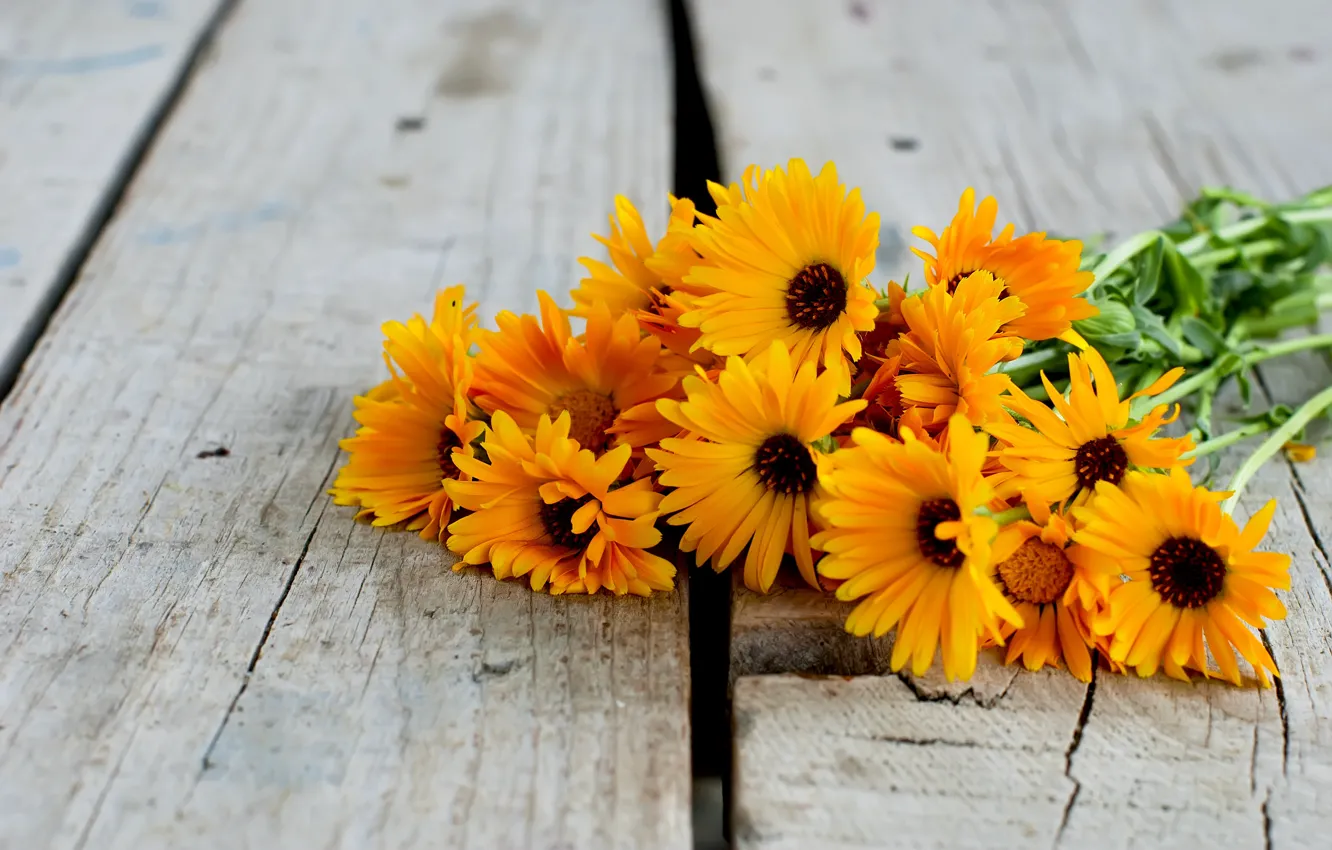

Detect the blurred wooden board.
[
  {"left": 689, "top": 0, "right": 1332, "bottom": 846},
  {"left": 0, "top": 1, "right": 690, "bottom": 848},
  {"left": 0, "top": 0, "right": 228, "bottom": 391}
]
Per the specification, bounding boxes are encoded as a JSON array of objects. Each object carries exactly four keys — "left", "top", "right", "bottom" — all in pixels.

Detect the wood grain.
[
  {"left": 0, "top": 0, "right": 228, "bottom": 391},
  {"left": 689, "top": 0, "right": 1332, "bottom": 846},
  {"left": 0, "top": 1, "right": 689, "bottom": 848},
  {"left": 730, "top": 570, "right": 890, "bottom": 681}
]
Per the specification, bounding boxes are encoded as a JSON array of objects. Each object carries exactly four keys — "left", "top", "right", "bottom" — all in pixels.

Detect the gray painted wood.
[
  {"left": 0, "top": 0, "right": 228, "bottom": 392},
  {"left": 690, "top": 1, "right": 1332, "bottom": 846},
  {"left": 0, "top": 1, "right": 689, "bottom": 848}
]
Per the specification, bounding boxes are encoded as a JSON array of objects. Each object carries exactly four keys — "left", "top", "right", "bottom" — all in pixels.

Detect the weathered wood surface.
[
  {"left": 689, "top": 0, "right": 1332, "bottom": 846},
  {"left": 0, "top": 1, "right": 691, "bottom": 848},
  {"left": 0, "top": 0, "right": 228, "bottom": 391},
  {"left": 730, "top": 570, "right": 889, "bottom": 682}
]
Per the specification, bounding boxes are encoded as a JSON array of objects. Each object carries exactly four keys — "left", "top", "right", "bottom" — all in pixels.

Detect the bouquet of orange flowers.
[{"left": 332, "top": 160, "right": 1332, "bottom": 687}]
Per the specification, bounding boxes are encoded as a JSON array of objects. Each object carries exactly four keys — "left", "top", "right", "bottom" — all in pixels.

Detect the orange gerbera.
[
  {"left": 895, "top": 271, "right": 1025, "bottom": 431},
  {"left": 987, "top": 347, "right": 1195, "bottom": 505},
  {"left": 649, "top": 342, "right": 866, "bottom": 592},
  {"left": 447, "top": 412, "right": 675, "bottom": 596},
  {"left": 331, "top": 286, "right": 485, "bottom": 541},
  {"left": 813, "top": 416, "right": 1024, "bottom": 680},
  {"left": 1073, "top": 469, "right": 1290, "bottom": 685},
  {"left": 680, "top": 160, "right": 880, "bottom": 392},
  {"left": 640, "top": 196, "right": 717, "bottom": 365},
  {"left": 572, "top": 194, "right": 699, "bottom": 319},
  {"left": 472, "top": 291, "right": 680, "bottom": 454},
  {"left": 912, "top": 188, "right": 1096, "bottom": 341},
  {"left": 987, "top": 499, "right": 1103, "bottom": 681}
]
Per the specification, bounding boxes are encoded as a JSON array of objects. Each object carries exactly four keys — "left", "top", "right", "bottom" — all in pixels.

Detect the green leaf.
[
  {"left": 1074, "top": 299, "right": 1136, "bottom": 338},
  {"left": 1201, "top": 186, "right": 1271, "bottom": 209},
  {"left": 1180, "top": 317, "right": 1228, "bottom": 359},
  {"left": 1130, "top": 304, "right": 1183, "bottom": 357},
  {"left": 1131, "top": 236, "right": 1166, "bottom": 306},
  {"left": 1162, "top": 240, "right": 1214, "bottom": 321}
]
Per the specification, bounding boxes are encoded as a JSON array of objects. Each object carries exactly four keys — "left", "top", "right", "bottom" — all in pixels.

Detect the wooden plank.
[
  {"left": 0, "top": 0, "right": 228, "bottom": 391},
  {"left": 688, "top": 0, "right": 1332, "bottom": 846},
  {"left": 0, "top": 1, "right": 689, "bottom": 848},
  {"left": 730, "top": 570, "right": 890, "bottom": 681}
]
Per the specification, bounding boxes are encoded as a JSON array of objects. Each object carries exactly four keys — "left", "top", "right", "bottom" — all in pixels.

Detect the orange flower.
[
  {"left": 913, "top": 188, "right": 1096, "bottom": 342},
  {"left": 331, "top": 286, "right": 484, "bottom": 542},
  {"left": 987, "top": 347, "right": 1194, "bottom": 505},
  {"left": 472, "top": 292, "right": 679, "bottom": 455},
  {"left": 680, "top": 160, "right": 880, "bottom": 393},
  {"left": 447, "top": 412, "right": 675, "bottom": 596},
  {"left": 895, "top": 271, "right": 1024, "bottom": 431},
  {"left": 987, "top": 499, "right": 1103, "bottom": 681}
]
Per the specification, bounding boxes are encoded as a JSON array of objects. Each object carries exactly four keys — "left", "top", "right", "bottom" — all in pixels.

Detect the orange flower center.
[
  {"left": 437, "top": 429, "right": 462, "bottom": 479},
  {"left": 786, "top": 263, "right": 847, "bottom": 330},
  {"left": 915, "top": 498, "right": 964, "bottom": 568},
  {"left": 1074, "top": 435, "right": 1129, "bottom": 490},
  {"left": 997, "top": 538, "right": 1074, "bottom": 605},
  {"left": 549, "top": 390, "right": 618, "bottom": 452},
  {"left": 1149, "top": 536, "right": 1226, "bottom": 609}
]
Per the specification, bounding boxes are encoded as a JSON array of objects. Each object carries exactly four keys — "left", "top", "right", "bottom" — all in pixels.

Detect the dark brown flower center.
[
  {"left": 753, "top": 434, "right": 817, "bottom": 494},
  {"left": 549, "top": 390, "right": 618, "bottom": 453},
  {"left": 945, "top": 268, "right": 1009, "bottom": 299},
  {"left": 1074, "top": 435, "right": 1129, "bottom": 491},
  {"left": 1149, "top": 536, "right": 1226, "bottom": 609},
  {"left": 997, "top": 538, "right": 1074, "bottom": 605},
  {"left": 437, "top": 429, "right": 463, "bottom": 479},
  {"left": 539, "top": 494, "right": 598, "bottom": 551},
  {"left": 944, "top": 270, "right": 975, "bottom": 293},
  {"left": 916, "top": 498, "right": 964, "bottom": 568},
  {"left": 786, "top": 263, "right": 848, "bottom": 330}
]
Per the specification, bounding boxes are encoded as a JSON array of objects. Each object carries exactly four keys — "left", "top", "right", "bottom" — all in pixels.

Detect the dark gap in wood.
[
  {"left": 665, "top": 0, "right": 731, "bottom": 847},
  {"left": 669, "top": 0, "right": 723, "bottom": 219},
  {"left": 0, "top": 0, "right": 244, "bottom": 404}
]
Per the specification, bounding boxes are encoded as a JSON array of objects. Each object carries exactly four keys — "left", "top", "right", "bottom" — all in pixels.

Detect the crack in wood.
[
  {"left": 1259, "top": 629, "right": 1291, "bottom": 778},
  {"left": 197, "top": 516, "right": 322, "bottom": 775},
  {"left": 1054, "top": 669, "right": 1097, "bottom": 846},
  {"left": 849, "top": 734, "right": 983, "bottom": 749},
  {"left": 1289, "top": 477, "right": 1332, "bottom": 602},
  {"left": 894, "top": 668, "right": 1019, "bottom": 708},
  {"left": 1262, "top": 790, "right": 1274, "bottom": 850}
]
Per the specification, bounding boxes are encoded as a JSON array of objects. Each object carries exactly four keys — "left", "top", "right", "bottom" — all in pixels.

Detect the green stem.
[
  {"left": 1088, "top": 231, "right": 1165, "bottom": 290},
  {"left": 1235, "top": 305, "right": 1322, "bottom": 338},
  {"left": 1184, "top": 420, "right": 1272, "bottom": 459},
  {"left": 1176, "top": 207, "right": 1332, "bottom": 256},
  {"left": 1186, "top": 238, "right": 1287, "bottom": 269},
  {"left": 1154, "top": 333, "right": 1332, "bottom": 408},
  {"left": 989, "top": 505, "right": 1032, "bottom": 526},
  {"left": 1223, "top": 385, "right": 1332, "bottom": 512},
  {"left": 1000, "top": 347, "right": 1067, "bottom": 383}
]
